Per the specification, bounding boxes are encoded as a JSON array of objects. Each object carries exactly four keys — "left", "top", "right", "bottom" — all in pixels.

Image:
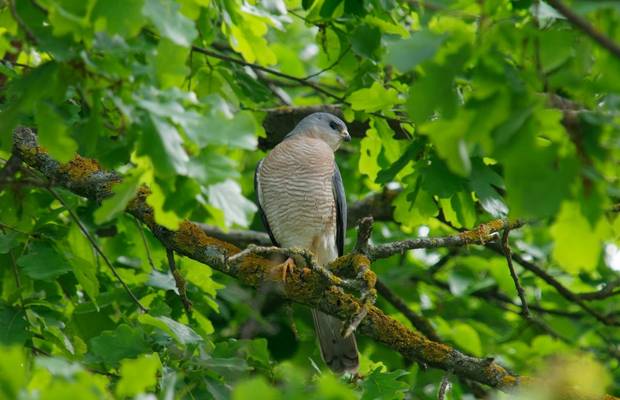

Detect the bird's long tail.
[{"left": 312, "top": 309, "right": 359, "bottom": 374}]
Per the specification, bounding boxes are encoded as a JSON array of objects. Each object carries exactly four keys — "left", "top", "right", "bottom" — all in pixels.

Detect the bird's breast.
[{"left": 259, "top": 138, "right": 337, "bottom": 251}]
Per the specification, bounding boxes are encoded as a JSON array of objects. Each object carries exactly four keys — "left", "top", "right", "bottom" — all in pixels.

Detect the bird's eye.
[{"left": 329, "top": 120, "right": 340, "bottom": 131}]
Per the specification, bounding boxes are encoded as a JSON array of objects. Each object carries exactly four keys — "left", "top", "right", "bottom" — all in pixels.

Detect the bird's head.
[{"left": 285, "top": 112, "right": 351, "bottom": 151}]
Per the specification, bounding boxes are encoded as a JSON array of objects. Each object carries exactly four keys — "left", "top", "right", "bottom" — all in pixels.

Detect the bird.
[{"left": 254, "top": 112, "right": 358, "bottom": 374}]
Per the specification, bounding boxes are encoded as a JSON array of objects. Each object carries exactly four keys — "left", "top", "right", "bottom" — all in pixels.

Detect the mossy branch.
[{"left": 11, "top": 128, "right": 619, "bottom": 399}]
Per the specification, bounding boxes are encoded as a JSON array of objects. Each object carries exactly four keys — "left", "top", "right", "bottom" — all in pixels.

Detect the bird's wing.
[
  {"left": 254, "top": 159, "right": 279, "bottom": 246},
  {"left": 332, "top": 163, "right": 347, "bottom": 257}
]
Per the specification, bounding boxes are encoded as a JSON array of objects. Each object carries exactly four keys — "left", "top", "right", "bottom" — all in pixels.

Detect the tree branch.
[
  {"left": 501, "top": 228, "right": 530, "bottom": 318},
  {"left": 12, "top": 127, "right": 619, "bottom": 398},
  {"left": 369, "top": 219, "right": 524, "bottom": 260},
  {"left": 9, "top": 128, "right": 520, "bottom": 392}
]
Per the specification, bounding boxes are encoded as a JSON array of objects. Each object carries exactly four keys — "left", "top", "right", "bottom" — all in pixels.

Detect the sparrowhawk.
[{"left": 254, "top": 112, "right": 358, "bottom": 374}]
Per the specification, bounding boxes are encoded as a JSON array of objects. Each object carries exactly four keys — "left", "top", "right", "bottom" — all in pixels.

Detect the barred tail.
[{"left": 312, "top": 309, "right": 359, "bottom": 374}]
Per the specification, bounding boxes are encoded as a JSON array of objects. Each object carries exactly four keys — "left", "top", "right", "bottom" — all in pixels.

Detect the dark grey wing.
[
  {"left": 254, "top": 159, "right": 279, "bottom": 247},
  {"left": 332, "top": 164, "right": 347, "bottom": 257}
]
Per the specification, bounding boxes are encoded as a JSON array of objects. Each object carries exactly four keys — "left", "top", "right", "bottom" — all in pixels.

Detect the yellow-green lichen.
[
  {"left": 458, "top": 219, "right": 507, "bottom": 243},
  {"left": 59, "top": 155, "right": 102, "bottom": 182},
  {"left": 174, "top": 220, "right": 240, "bottom": 256}
]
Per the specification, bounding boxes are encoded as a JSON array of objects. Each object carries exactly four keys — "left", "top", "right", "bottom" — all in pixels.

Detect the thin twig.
[
  {"left": 427, "top": 250, "right": 457, "bottom": 275},
  {"left": 578, "top": 279, "right": 620, "bottom": 300},
  {"left": 1, "top": 224, "right": 24, "bottom": 306},
  {"left": 134, "top": 217, "right": 157, "bottom": 271},
  {"left": 486, "top": 242, "right": 617, "bottom": 326},
  {"left": 166, "top": 248, "right": 192, "bottom": 314},
  {"left": 48, "top": 188, "right": 148, "bottom": 313},
  {"left": 302, "top": 46, "right": 351, "bottom": 80},
  {"left": 545, "top": 0, "right": 620, "bottom": 60},
  {"left": 190, "top": 45, "right": 345, "bottom": 102},
  {"left": 500, "top": 228, "right": 530, "bottom": 318},
  {"left": 375, "top": 279, "right": 441, "bottom": 342}
]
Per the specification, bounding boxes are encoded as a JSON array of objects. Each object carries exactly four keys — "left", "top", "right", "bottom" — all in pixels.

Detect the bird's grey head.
[{"left": 285, "top": 112, "right": 351, "bottom": 151}]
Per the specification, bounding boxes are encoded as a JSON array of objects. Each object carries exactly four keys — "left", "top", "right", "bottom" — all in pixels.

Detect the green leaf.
[
  {"left": 69, "top": 256, "right": 100, "bottom": 306},
  {"left": 0, "top": 231, "right": 22, "bottom": 254},
  {"left": 199, "top": 105, "right": 257, "bottom": 150},
  {"left": 393, "top": 181, "right": 438, "bottom": 228},
  {"left": 138, "top": 314, "right": 202, "bottom": 344},
  {"left": 147, "top": 270, "right": 177, "bottom": 291},
  {"left": 348, "top": 82, "right": 402, "bottom": 113},
  {"left": 36, "top": 357, "right": 84, "bottom": 378},
  {"left": 451, "top": 323, "right": 482, "bottom": 356},
  {"left": 92, "top": 0, "right": 146, "bottom": 38},
  {"left": 140, "top": 114, "right": 189, "bottom": 178},
  {"left": 550, "top": 202, "right": 609, "bottom": 273},
  {"left": 17, "top": 242, "right": 72, "bottom": 280},
  {"left": 142, "top": 0, "right": 197, "bottom": 47},
  {"left": 361, "top": 368, "right": 409, "bottom": 400},
  {"left": 319, "top": 0, "right": 343, "bottom": 17},
  {"left": 406, "top": 51, "right": 465, "bottom": 123},
  {"left": 420, "top": 116, "right": 472, "bottom": 176},
  {"left": 155, "top": 38, "right": 190, "bottom": 88},
  {"left": 502, "top": 137, "right": 578, "bottom": 218},
  {"left": 469, "top": 159, "right": 508, "bottom": 217},
  {"left": 89, "top": 324, "right": 149, "bottom": 366},
  {"left": 385, "top": 30, "right": 444, "bottom": 71},
  {"left": 183, "top": 257, "right": 223, "bottom": 299},
  {"left": 116, "top": 353, "right": 161, "bottom": 397},
  {"left": 147, "top": 180, "right": 182, "bottom": 230},
  {"left": 35, "top": 102, "right": 77, "bottom": 163},
  {"left": 302, "top": 0, "right": 315, "bottom": 9},
  {"left": 206, "top": 179, "right": 257, "bottom": 228},
  {"left": 232, "top": 377, "right": 282, "bottom": 400},
  {"left": 187, "top": 149, "right": 240, "bottom": 186},
  {"left": 351, "top": 24, "right": 381, "bottom": 58},
  {"left": 376, "top": 139, "right": 425, "bottom": 184},
  {"left": 44, "top": 0, "right": 94, "bottom": 41},
  {"left": 316, "top": 373, "right": 357, "bottom": 399},
  {"left": 0, "top": 306, "right": 28, "bottom": 345},
  {"left": 225, "top": 21, "right": 277, "bottom": 66},
  {"left": 0, "top": 345, "right": 27, "bottom": 399},
  {"left": 359, "top": 125, "right": 383, "bottom": 182},
  {"left": 450, "top": 191, "right": 476, "bottom": 228},
  {"left": 94, "top": 169, "right": 142, "bottom": 224}
]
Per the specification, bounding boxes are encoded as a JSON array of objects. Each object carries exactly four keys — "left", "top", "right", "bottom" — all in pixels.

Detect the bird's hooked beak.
[{"left": 342, "top": 130, "right": 351, "bottom": 142}]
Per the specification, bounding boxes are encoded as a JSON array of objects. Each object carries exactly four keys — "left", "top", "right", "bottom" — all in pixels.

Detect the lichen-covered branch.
[
  {"left": 375, "top": 279, "right": 441, "bottom": 343},
  {"left": 369, "top": 219, "right": 525, "bottom": 260},
  {"left": 11, "top": 128, "right": 619, "bottom": 399}
]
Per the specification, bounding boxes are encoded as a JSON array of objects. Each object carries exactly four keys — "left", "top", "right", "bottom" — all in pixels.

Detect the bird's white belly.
[{"left": 259, "top": 138, "right": 338, "bottom": 264}]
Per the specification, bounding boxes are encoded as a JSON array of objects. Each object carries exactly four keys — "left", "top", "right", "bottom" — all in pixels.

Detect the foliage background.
[{"left": 0, "top": 0, "right": 619, "bottom": 398}]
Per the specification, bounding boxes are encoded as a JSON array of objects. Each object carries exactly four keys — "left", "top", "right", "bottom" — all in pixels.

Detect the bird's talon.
[{"left": 280, "top": 257, "right": 296, "bottom": 283}]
